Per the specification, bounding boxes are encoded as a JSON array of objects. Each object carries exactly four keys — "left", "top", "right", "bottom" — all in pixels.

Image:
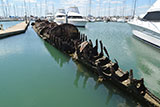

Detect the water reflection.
[
  {"left": 128, "top": 36, "right": 160, "bottom": 98},
  {"left": 74, "top": 62, "right": 115, "bottom": 105},
  {"left": 44, "top": 41, "right": 71, "bottom": 68},
  {"left": 74, "top": 62, "right": 89, "bottom": 88},
  {"left": 44, "top": 41, "right": 138, "bottom": 106},
  {"left": 74, "top": 62, "right": 138, "bottom": 107}
]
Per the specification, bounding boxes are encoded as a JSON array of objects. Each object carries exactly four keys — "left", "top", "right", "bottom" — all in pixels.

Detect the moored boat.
[
  {"left": 67, "top": 7, "right": 87, "bottom": 27},
  {"left": 46, "top": 13, "right": 54, "bottom": 22},
  {"left": 54, "top": 9, "right": 66, "bottom": 25},
  {"left": 128, "top": 0, "right": 160, "bottom": 48}
]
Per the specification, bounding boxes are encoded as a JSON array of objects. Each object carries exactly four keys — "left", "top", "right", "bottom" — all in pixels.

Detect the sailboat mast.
[
  {"left": 104, "top": 2, "right": 107, "bottom": 16},
  {"left": 24, "top": 0, "right": 27, "bottom": 16},
  {"left": 88, "top": 0, "right": 91, "bottom": 15},
  {"left": 133, "top": 0, "right": 137, "bottom": 17},
  {"left": 115, "top": 2, "right": 117, "bottom": 16},
  {"left": 14, "top": 5, "right": 16, "bottom": 17},
  {"left": 4, "top": 1, "right": 8, "bottom": 17},
  {"left": 6, "top": 0, "right": 10, "bottom": 17},
  {"left": 108, "top": 0, "right": 110, "bottom": 17},
  {"left": 122, "top": 0, "right": 125, "bottom": 18},
  {"left": 0, "top": 0, "right": 5, "bottom": 17},
  {"left": 98, "top": 0, "right": 101, "bottom": 16},
  {"left": 35, "top": 3, "right": 38, "bottom": 16},
  {"left": 40, "top": 1, "right": 42, "bottom": 17},
  {"left": 28, "top": 0, "right": 31, "bottom": 16},
  {"left": 52, "top": 4, "right": 54, "bottom": 16},
  {"left": 45, "top": 0, "right": 48, "bottom": 17}
]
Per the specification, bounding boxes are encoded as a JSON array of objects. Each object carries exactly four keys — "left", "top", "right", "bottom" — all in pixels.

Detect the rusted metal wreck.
[{"left": 31, "top": 19, "right": 160, "bottom": 107}]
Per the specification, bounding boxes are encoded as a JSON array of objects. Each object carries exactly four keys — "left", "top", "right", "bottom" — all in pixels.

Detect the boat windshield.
[
  {"left": 58, "top": 9, "right": 65, "bottom": 14},
  {"left": 143, "top": 11, "right": 160, "bottom": 21},
  {"left": 68, "top": 16, "right": 83, "bottom": 19},
  {"left": 68, "top": 7, "right": 80, "bottom": 14},
  {"left": 56, "top": 15, "right": 65, "bottom": 18}
]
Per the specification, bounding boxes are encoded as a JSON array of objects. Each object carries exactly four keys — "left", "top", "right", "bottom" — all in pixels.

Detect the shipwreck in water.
[{"left": 31, "top": 20, "right": 160, "bottom": 107}]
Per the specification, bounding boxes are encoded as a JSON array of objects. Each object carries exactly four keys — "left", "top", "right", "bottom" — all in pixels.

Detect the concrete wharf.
[{"left": 0, "top": 21, "right": 29, "bottom": 39}]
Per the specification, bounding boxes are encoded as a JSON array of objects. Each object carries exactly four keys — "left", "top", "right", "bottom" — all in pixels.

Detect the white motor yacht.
[
  {"left": 67, "top": 7, "right": 87, "bottom": 27},
  {"left": 117, "top": 17, "right": 126, "bottom": 23},
  {"left": 128, "top": 0, "right": 160, "bottom": 48},
  {"left": 54, "top": 9, "right": 66, "bottom": 25},
  {"left": 46, "top": 13, "right": 54, "bottom": 22}
]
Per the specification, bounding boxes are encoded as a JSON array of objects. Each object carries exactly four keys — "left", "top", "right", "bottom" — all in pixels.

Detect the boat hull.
[
  {"left": 54, "top": 18, "right": 65, "bottom": 25},
  {"left": 68, "top": 20, "right": 87, "bottom": 27},
  {"left": 128, "top": 22, "right": 160, "bottom": 49}
]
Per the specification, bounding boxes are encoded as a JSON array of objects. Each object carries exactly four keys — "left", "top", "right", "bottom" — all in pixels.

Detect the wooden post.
[
  {"left": 129, "top": 69, "right": 133, "bottom": 84},
  {"left": 110, "top": 66, "right": 115, "bottom": 75},
  {"left": 96, "top": 39, "right": 98, "bottom": 51},
  {"left": 80, "top": 34, "right": 82, "bottom": 41},
  {"left": 104, "top": 46, "right": 109, "bottom": 58},
  {"left": 100, "top": 40, "right": 104, "bottom": 56},
  {"left": 85, "top": 35, "right": 87, "bottom": 41},
  {"left": 0, "top": 24, "right": 4, "bottom": 30},
  {"left": 89, "top": 39, "right": 93, "bottom": 47},
  {"left": 82, "top": 34, "right": 85, "bottom": 42}
]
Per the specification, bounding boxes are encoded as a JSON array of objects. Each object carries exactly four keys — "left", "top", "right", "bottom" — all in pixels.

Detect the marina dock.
[{"left": 0, "top": 21, "right": 29, "bottom": 39}]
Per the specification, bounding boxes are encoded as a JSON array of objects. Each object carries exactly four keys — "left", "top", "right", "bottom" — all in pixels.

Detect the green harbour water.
[{"left": 0, "top": 21, "right": 160, "bottom": 107}]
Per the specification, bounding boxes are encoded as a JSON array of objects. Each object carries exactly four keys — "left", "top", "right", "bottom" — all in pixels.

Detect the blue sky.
[{"left": 0, "top": 0, "right": 156, "bottom": 17}]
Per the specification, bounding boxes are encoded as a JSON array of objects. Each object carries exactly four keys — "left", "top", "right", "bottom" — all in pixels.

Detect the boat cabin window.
[
  {"left": 56, "top": 15, "right": 65, "bottom": 18},
  {"left": 68, "top": 16, "right": 83, "bottom": 19},
  {"left": 143, "top": 11, "right": 160, "bottom": 21},
  {"left": 58, "top": 9, "right": 65, "bottom": 14},
  {"left": 68, "top": 7, "right": 80, "bottom": 14}
]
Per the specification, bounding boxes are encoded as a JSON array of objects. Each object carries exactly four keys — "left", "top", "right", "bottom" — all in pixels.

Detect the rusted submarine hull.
[{"left": 32, "top": 20, "right": 160, "bottom": 107}]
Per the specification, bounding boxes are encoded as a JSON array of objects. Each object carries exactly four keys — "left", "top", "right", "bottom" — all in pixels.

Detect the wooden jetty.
[
  {"left": 32, "top": 20, "right": 160, "bottom": 107},
  {"left": 0, "top": 21, "right": 29, "bottom": 39}
]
